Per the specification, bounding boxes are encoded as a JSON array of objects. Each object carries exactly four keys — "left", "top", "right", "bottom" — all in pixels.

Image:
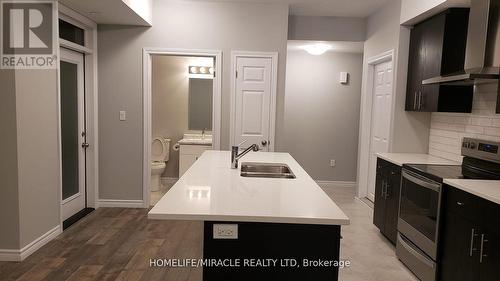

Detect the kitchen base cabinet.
[
  {"left": 439, "top": 185, "right": 500, "bottom": 281},
  {"left": 373, "top": 158, "right": 402, "bottom": 245},
  {"left": 439, "top": 211, "right": 479, "bottom": 281}
]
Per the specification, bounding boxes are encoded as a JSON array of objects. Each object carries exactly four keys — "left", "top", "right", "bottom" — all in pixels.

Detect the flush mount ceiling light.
[{"left": 301, "top": 43, "right": 332, "bottom": 55}]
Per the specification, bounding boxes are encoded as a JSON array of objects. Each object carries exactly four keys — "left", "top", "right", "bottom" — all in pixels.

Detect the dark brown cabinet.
[
  {"left": 373, "top": 158, "right": 401, "bottom": 245},
  {"left": 440, "top": 185, "right": 500, "bottom": 281},
  {"left": 405, "top": 8, "right": 473, "bottom": 112}
]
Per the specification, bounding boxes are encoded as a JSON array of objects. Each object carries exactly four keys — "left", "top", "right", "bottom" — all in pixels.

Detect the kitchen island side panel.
[{"left": 203, "top": 221, "right": 342, "bottom": 281}]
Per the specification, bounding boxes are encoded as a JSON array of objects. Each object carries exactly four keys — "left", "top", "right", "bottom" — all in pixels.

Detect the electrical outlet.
[
  {"left": 330, "top": 159, "right": 336, "bottom": 167},
  {"left": 213, "top": 224, "right": 238, "bottom": 239}
]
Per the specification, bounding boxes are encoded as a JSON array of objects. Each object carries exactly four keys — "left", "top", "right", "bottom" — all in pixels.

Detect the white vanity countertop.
[
  {"left": 444, "top": 179, "right": 500, "bottom": 206},
  {"left": 148, "top": 151, "right": 350, "bottom": 225},
  {"left": 377, "top": 153, "right": 460, "bottom": 166},
  {"left": 178, "top": 138, "right": 213, "bottom": 145}
]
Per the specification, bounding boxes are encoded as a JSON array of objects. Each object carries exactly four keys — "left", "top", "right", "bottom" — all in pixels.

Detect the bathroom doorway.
[{"left": 142, "top": 49, "right": 222, "bottom": 207}]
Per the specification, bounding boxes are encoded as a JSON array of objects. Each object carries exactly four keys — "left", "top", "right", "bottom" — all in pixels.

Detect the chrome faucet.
[{"left": 231, "top": 141, "right": 259, "bottom": 169}]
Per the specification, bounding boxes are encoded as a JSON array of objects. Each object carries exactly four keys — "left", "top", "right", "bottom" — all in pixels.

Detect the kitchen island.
[{"left": 149, "top": 151, "right": 350, "bottom": 281}]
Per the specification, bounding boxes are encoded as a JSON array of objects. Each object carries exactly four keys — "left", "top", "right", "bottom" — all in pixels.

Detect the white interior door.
[
  {"left": 232, "top": 55, "right": 276, "bottom": 151},
  {"left": 60, "top": 48, "right": 86, "bottom": 221},
  {"left": 367, "top": 60, "right": 393, "bottom": 202}
]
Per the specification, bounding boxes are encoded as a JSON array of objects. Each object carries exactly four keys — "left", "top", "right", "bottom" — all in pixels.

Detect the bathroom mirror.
[{"left": 188, "top": 78, "right": 213, "bottom": 131}]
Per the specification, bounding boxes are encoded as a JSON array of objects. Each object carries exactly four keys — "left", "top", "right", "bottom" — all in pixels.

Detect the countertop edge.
[
  {"left": 443, "top": 179, "right": 500, "bottom": 206},
  {"left": 147, "top": 213, "right": 350, "bottom": 226},
  {"left": 376, "top": 153, "right": 403, "bottom": 166}
]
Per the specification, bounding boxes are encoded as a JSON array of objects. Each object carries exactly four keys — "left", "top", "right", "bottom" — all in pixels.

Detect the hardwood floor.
[
  {"left": 0, "top": 186, "right": 417, "bottom": 281},
  {"left": 0, "top": 208, "right": 203, "bottom": 281}
]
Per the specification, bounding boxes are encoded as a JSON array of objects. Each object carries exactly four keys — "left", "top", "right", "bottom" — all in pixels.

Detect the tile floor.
[{"left": 321, "top": 184, "right": 418, "bottom": 281}]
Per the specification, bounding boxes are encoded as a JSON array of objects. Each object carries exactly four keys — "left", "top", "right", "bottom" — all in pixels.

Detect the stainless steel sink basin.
[{"left": 240, "top": 162, "right": 296, "bottom": 179}]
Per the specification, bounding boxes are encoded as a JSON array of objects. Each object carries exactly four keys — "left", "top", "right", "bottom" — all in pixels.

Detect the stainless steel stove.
[{"left": 396, "top": 138, "right": 500, "bottom": 281}]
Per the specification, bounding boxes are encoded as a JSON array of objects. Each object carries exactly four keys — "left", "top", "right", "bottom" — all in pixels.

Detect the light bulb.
[{"left": 301, "top": 43, "right": 332, "bottom": 55}]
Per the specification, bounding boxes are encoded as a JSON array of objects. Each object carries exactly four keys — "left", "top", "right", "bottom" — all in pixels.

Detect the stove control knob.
[{"left": 469, "top": 142, "right": 476, "bottom": 149}]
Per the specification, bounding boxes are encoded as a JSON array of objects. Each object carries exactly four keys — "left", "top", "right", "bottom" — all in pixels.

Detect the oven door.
[{"left": 398, "top": 169, "right": 442, "bottom": 260}]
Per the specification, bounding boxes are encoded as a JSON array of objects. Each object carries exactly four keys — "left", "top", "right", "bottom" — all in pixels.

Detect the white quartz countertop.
[
  {"left": 444, "top": 179, "right": 500, "bottom": 206},
  {"left": 377, "top": 153, "right": 459, "bottom": 166},
  {"left": 148, "top": 151, "right": 350, "bottom": 225}
]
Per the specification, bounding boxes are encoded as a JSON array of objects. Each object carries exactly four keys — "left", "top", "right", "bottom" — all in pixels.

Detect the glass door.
[{"left": 60, "top": 48, "right": 86, "bottom": 222}]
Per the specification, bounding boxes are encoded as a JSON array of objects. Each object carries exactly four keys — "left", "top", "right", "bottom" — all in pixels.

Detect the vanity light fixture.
[
  {"left": 189, "top": 66, "right": 215, "bottom": 79},
  {"left": 301, "top": 43, "right": 332, "bottom": 55}
]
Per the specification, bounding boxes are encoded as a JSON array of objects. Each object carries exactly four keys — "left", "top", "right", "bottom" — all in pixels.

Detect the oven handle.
[{"left": 402, "top": 170, "right": 441, "bottom": 192}]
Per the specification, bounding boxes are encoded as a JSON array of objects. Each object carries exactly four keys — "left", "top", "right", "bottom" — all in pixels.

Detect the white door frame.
[
  {"left": 357, "top": 50, "right": 395, "bottom": 199},
  {"left": 60, "top": 48, "right": 86, "bottom": 220},
  {"left": 57, "top": 4, "right": 98, "bottom": 228},
  {"left": 142, "top": 48, "right": 223, "bottom": 208},
  {"left": 230, "top": 51, "right": 278, "bottom": 151}
]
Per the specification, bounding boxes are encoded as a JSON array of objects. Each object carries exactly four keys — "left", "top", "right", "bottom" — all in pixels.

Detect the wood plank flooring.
[
  {"left": 0, "top": 208, "right": 203, "bottom": 281},
  {"left": 0, "top": 186, "right": 418, "bottom": 281}
]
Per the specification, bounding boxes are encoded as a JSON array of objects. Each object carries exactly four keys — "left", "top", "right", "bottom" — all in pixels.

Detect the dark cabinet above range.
[{"left": 405, "top": 8, "right": 473, "bottom": 112}]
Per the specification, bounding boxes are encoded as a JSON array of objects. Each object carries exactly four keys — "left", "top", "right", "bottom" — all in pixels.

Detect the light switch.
[
  {"left": 340, "top": 72, "right": 349, "bottom": 84},
  {"left": 119, "top": 111, "right": 126, "bottom": 121}
]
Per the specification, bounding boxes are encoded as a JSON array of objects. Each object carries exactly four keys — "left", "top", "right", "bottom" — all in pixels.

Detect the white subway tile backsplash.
[{"left": 428, "top": 83, "right": 499, "bottom": 161}]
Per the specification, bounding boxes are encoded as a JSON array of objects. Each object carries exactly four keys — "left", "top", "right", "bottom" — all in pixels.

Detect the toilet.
[{"left": 151, "top": 137, "right": 171, "bottom": 192}]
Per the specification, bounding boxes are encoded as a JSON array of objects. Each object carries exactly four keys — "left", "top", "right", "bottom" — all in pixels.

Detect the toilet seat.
[
  {"left": 152, "top": 137, "right": 170, "bottom": 162},
  {"left": 151, "top": 161, "right": 166, "bottom": 169}
]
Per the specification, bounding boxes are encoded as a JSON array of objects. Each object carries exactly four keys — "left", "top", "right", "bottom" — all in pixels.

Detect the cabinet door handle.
[
  {"left": 381, "top": 180, "right": 386, "bottom": 198},
  {"left": 480, "top": 234, "right": 488, "bottom": 263},
  {"left": 469, "top": 228, "right": 478, "bottom": 257},
  {"left": 457, "top": 201, "right": 464, "bottom": 206},
  {"left": 385, "top": 183, "right": 390, "bottom": 199},
  {"left": 414, "top": 91, "right": 418, "bottom": 110},
  {"left": 418, "top": 91, "right": 423, "bottom": 110}
]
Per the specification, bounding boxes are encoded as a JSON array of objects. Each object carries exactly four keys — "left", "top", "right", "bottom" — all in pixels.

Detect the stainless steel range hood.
[{"left": 422, "top": 0, "right": 500, "bottom": 85}]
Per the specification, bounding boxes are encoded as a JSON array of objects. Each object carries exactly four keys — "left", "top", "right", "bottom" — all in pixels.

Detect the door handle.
[
  {"left": 261, "top": 140, "right": 268, "bottom": 146},
  {"left": 418, "top": 91, "right": 423, "bottom": 110},
  {"left": 469, "top": 228, "right": 478, "bottom": 257},
  {"left": 480, "top": 234, "right": 488, "bottom": 263},
  {"left": 82, "top": 143, "right": 90, "bottom": 148}
]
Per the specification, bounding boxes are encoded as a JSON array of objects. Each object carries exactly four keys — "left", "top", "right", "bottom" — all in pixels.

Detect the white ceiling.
[
  {"left": 189, "top": 0, "right": 393, "bottom": 17},
  {"left": 288, "top": 41, "right": 364, "bottom": 54}
]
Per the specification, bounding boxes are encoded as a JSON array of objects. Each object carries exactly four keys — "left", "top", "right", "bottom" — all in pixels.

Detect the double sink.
[{"left": 240, "top": 162, "right": 296, "bottom": 179}]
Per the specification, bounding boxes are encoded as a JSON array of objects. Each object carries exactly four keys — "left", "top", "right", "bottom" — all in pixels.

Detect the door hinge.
[{"left": 235, "top": 70, "right": 238, "bottom": 78}]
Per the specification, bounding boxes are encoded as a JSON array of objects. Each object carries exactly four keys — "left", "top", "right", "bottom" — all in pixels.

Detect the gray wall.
[
  {"left": 0, "top": 70, "right": 20, "bottom": 249},
  {"left": 15, "top": 70, "right": 60, "bottom": 247},
  {"left": 284, "top": 50, "right": 363, "bottom": 181},
  {"left": 357, "top": 0, "right": 431, "bottom": 196},
  {"left": 152, "top": 55, "right": 213, "bottom": 178},
  {"left": 0, "top": 69, "right": 60, "bottom": 250},
  {"left": 98, "top": 0, "right": 288, "bottom": 200},
  {"left": 363, "top": 0, "right": 430, "bottom": 153},
  {"left": 288, "top": 16, "right": 366, "bottom": 41}
]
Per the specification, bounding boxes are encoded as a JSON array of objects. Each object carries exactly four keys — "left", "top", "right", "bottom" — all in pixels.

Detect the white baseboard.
[
  {"left": 160, "top": 177, "right": 178, "bottom": 185},
  {"left": 97, "top": 199, "right": 145, "bottom": 208},
  {"left": 0, "top": 225, "right": 61, "bottom": 262},
  {"left": 316, "top": 181, "right": 357, "bottom": 189}
]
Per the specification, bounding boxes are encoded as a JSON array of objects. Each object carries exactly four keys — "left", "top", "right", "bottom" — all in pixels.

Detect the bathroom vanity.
[
  {"left": 149, "top": 151, "right": 350, "bottom": 281},
  {"left": 178, "top": 135, "right": 212, "bottom": 176}
]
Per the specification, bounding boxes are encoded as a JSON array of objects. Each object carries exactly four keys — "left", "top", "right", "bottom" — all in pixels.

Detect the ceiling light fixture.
[{"left": 301, "top": 43, "right": 332, "bottom": 55}]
